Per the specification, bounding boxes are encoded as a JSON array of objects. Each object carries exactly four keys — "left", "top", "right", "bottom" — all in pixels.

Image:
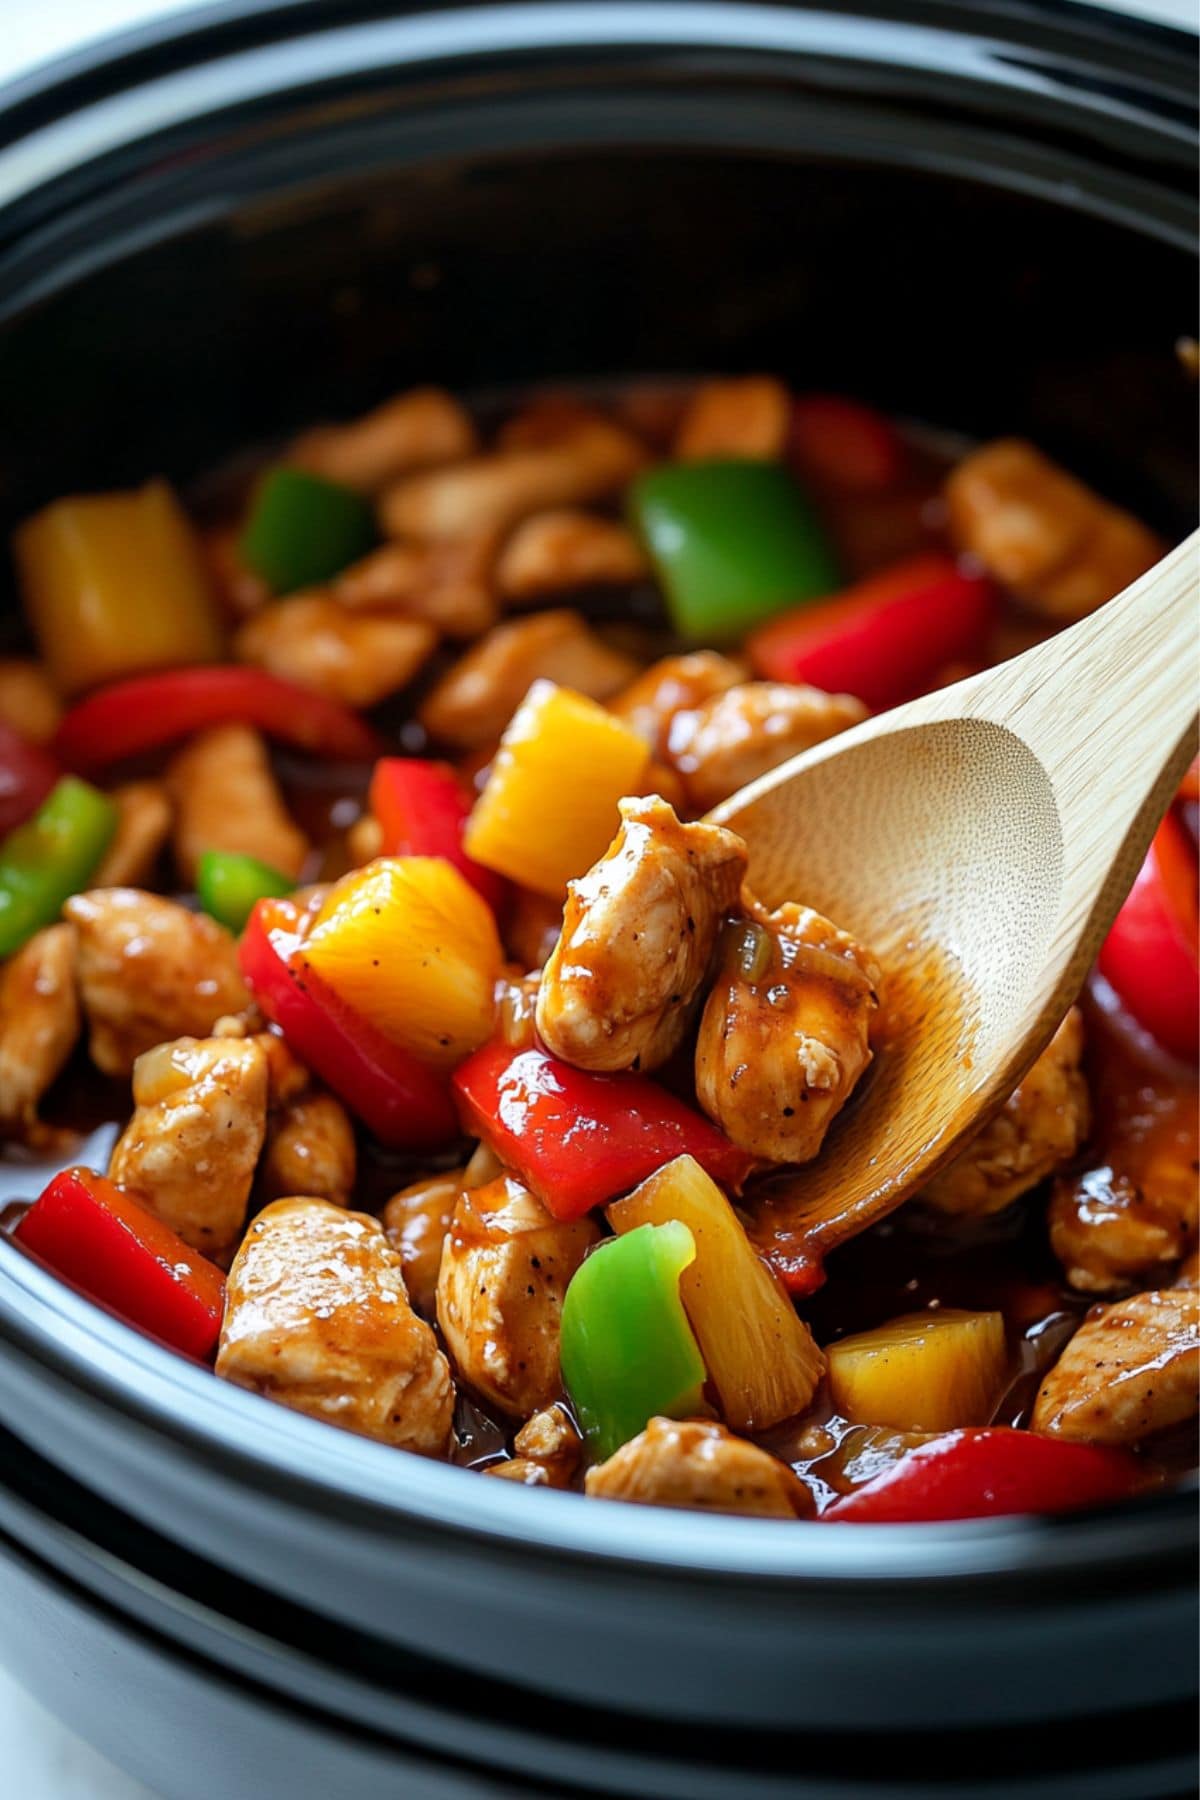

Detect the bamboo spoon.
[{"left": 710, "top": 531, "right": 1199, "bottom": 1290}]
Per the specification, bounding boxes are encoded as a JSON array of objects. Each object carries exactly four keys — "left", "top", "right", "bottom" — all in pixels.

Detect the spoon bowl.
[{"left": 712, "top": 533, "right": 1198, "bottom": 1286}]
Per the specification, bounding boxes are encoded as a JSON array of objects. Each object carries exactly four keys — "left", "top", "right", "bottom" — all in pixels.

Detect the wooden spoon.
[{"left": 710, "top": 531, "right": 1198, "bottom": 1290}]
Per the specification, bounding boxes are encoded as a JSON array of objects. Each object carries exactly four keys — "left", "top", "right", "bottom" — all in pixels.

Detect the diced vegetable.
[
  {"left": 628, "top": 458, "right": 839, "bottom": 642},
  {"left": 453, "top": 1043, "right": 754, "bottom": 1221},
  {"left": 14, "top": 481, "right": 225, "bottom": 696},
  {"left": 822, "top": 1427, "right": 1142, "bottom": 1523},
  {"left": 1098, "top": 807, "right": 1199, "bottom": 1062},
  {"left": 560, "top": 1221, "right": 708, "bottom": 1460},
  {"left": 239, "top": 466, "right": 377, "bottom": 593},
  {"left": 300, "top": 857, "right": 501, "bottom": 1071},
  {"left": 55, "top": 666, "right": 384, "bottom": 772},
  {"left": 747, "top": 551, "right": 996, "bottom": 710},
  {"left": 789, "top": 395, "right": 905, "bottom": 493},
  {"left": 0, "top": 723, "right": 59, "bottom": 836},
  {"left": 608, "top": 1154, "right": 824, "bottom": 1432},
  {"left": 239, "top": 896, "right": 458, "bottom": 1149},
  {"left": 0, "top": 776, "right": 117, "bottom": 958},
  {"left": 464, "top": 681, "right": 648, "bottom": 897},
  {"left": 825, "top": 1309, "right": 1008, "bottom": 1433},
  {"left": 369, "top": 758, "right": 506, "bottom": 912},
  {"left": 16, "top": 1167, "right": 225, "bottom": 1360},
  {"left": 197, "top": 849, "right": 293, "bottom": 933}
]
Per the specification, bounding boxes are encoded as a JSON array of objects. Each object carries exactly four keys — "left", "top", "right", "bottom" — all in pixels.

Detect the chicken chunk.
[
  {"left": 333, "top": 536, "right": 497, "bottom": 638},
  {"left": 418, "top": 610, "right": 639, "bottom": 751},
  {"left": 496, "top": 511, "right": 649, "bottom": 603},
  {"left": 109, "top": 1035, "right": 268, "bottom": 1257},
  {"left": 436, "top": 1174, "right": 599, "bottom": 1417},
  {"left": 92, "top": 781, "right": 173, "bottom": 889},
  {"left": 379, "top": 417, "right": 646, "bottom": 541},
  {"left": 167, "top": 724, "right": 308, "bottom": 886},
  {"left": 201, "top": 524, "right": 272, "bottom": 618},
  {"left": 234, "top": 594, "right": 436, "bottom": 710},
  {"left": 0, "top": 924, "right": 79, "bottom": 1130},
  {"left": 0, "top": 658, "right": 62, "bottom": 744},
  {"left": 536, "top": 796, "right": 747, "bottom": 1072},
  {"left": 512, "top": 1403, "right": 583, "bottom": 1488},
  {"left": 696, "top": 902, "right": 880, "bottom": 1164},
  {"left": 945, "top": 439, "right": 1163, "bottom": 621},
  {"left": 382, "top": 1169, "right": 464, "bottom": 1318},
  {"left": 289, "top": 386, "right": 477, "bottom": 492},
  {"left": 667, "top": 682, "right": 867, "bottom": 812},
  {"left": 923, "top": 1009, "right": 1090, "bottom": 1217},
  {"left": 585, "top": 1417, "right": 811, "bottom": 1517},
  {"left": 609, "top": 651, "right": 745, "bottom": 763},
  {"left": 672, "top": 377, "right": 791, "bottom": 462},
  {"left": 259, "top": 1090, "right": 356, "bottom": 1210},
  {"left": 1031, "top": 1286, "right": 1199, "bottom": 1445},
  {"left": 66, "top": 889, "right": 251, "bottom": 1076},
  {"left": 217, "top": 1197, "right": 454, "bottom": 1455},
  {"left": 1049, "top": 1161, "right": 1198, "bottom": 1296}
]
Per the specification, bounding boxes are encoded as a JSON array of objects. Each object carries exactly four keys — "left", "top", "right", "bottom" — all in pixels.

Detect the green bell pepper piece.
[
  {"left": 197, "top": 849, "right": 293, "bottom": 933},
  {"left": 240, "top": 467, "right": 377, "bottom": 594},
  {"left": 0, "top": 776, "right": 117, "bottom": 958},
  {"left": 560, "top": 1221, "right": 707, "bottom": 1462},
  {"left": 629, "top": 458, "right": 839, "bottom": 642}
]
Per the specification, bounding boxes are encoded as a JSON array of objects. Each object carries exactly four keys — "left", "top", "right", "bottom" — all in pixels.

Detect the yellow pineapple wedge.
[
  {"left": 301, "top": 856, "right": 501, "bottom": 1070},
  {"left": 464, "top": 679, "right": 649, "bottom": 897},
  {"left": 609, "top": 1153, "right": 824, "bottom": 1433},
  {"left": 826, "top": 1309, "right": 1008, "bottom": 1433}
]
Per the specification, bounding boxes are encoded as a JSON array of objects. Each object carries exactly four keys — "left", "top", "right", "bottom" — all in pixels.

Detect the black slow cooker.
[{"left": 0, "top": 4, "right": 1195, "bottom": 1795}]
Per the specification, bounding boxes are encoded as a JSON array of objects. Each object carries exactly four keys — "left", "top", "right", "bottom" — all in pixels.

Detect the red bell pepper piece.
[
  {"left": 1098, "top": 807, "right": 1199, "bottom": 1062},
  {"left": 16, "top": 1167, "right": 225, "bottom": 1360},
  {"left": 822, "top": 1427, "right": 1142, "bottom": 1523},
  {"left": 747, "top": 552, "right": 996, "bottom": 711},
  {"left": 239, "top": 897, "right": 458, "bottom": 1150},
  {"left": 368, "top": 758, "right": 506, "bottom": 912},
  {"left": 453, "top": 1042, "right": 754, "bottom": 1220},
  {"left": 790, "top": 395, "right": 905, "bottom": 494},
  {"left": 55, "top": 666, "right": 384, "bottom": 771},
  {"left": 0, "top": 722, "right": 59, "bottom": 836}
]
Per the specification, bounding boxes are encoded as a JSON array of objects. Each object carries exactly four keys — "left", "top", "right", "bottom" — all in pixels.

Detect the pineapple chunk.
[
  {"left": 301, "top": 856, "right": 501, "bottom": 1070},
  {"left": 826, "top": 1309, "right": 1008, "bottom": 1433},
  {"left": 464, "top": 679, "right": 649, "bottom": 897},
  {"left": 608, "top": 1154, "right": 823, "bottom": 1433}
]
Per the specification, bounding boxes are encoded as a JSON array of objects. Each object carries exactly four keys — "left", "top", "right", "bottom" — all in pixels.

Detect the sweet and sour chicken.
[{"left": 2, "top": 376, "right": 1193, "bottom": 1524}]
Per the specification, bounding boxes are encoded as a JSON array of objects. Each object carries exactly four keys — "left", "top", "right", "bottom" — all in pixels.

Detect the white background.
[{"left": 0, "top": 0, "right": 1195, "bottom": 1795}]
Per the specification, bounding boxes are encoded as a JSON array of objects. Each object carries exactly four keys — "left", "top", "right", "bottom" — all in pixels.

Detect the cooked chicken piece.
[
  {"left": 260, "top": 1090, "right": 356, "bottom": 1210},
  {"left": 436, "top": 1174, "right": 599, "bottom": 1417},
  {"left": 511, "top": 1403, "right": 583, "bottom": 1489},
  {"left": 167, "top": 724, "right": 308, "bottom": 886},
  {"left": 945, "top": 439, "right": 1163, "bottom": 621},
  {"left": 93, "top": 781, "right": 173, "bottom": 888},
  {"left": 201, "top": 524, "right": 272, "bottom": 618},
  {"left": 1049, "top": 1157, "right": 1198, "bottom": 1296},
  {"left": 536, "top": 796, "right": 747, "bottom": 1073},
  {"left": 672, "top": 377, "right": 791, "bottom": 462},
  {"left": 345, "top": 812, "right": 384, "bottom": 869},
  {"left": 379, "top": 417, "right": 646, "bottom": 541},
  {"left": 217, "top": 1197, "right": 454, "bottom": 1455},
  {"left": 289, "top": 386, "right": 477, "bottom": 492},
  {"left": 696, "top": 902, "right": 880, "bottom": 1163},
  {"left": 109, "top": 1034, "right": 268, "bottom": 1257},
  {"left": 923, "top": 1009, "right": 1090, "bottom": 1217},
  {"left": 667, "top": 682, "right": 867, "bottom": 812},
  {"left": 609, "top": 651, "right": 745, "bottom": 762},
  {"left": 66, "top": 889, "right": 251, "bottom": 1076},
  {"left": 0, "top": 924, "right": 79, "bottom": 1130},
  {"left": 495, "top": 969, "right": 540, "bottom": 1053},
  {"left": 418, "top": 610, "right": 639, "bottom": 751},
  {"left": 1031, "top": 1286, "right": 1199, "bottom": 1445},
  {"left": 333, "top": 536, "right": 497, "bottom": 638},
  {"left": 496, "top": 511, "right": 649, "bottom": 603},
  {"left": 250, "top": 1027, "right": 311, "bottom": 1106},
  {"left": 382, "top": 1169, "right": 464, "bottom": 1317},
  {"left": 585, "top": 1417, "right": 811, "bottom": 1517},
  {"left": 613, "top": 381, "right": 694, "bottom": 451},
  {"left": 0, "top": 658, "right": 62, "bottom": 743},
  {"left": 234, "top": 593, "right": 436, "bottom": 710},
  {"left": 495, "top": 396, "right": 607, "bottom": 449},
  {"left": 506, "top": 888, "right": 565, "bottom": 972}
]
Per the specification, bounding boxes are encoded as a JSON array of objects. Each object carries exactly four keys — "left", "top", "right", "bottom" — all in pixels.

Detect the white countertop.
[{"left": 0, "top": 1, "right": 1194, "bottom": 1794}]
